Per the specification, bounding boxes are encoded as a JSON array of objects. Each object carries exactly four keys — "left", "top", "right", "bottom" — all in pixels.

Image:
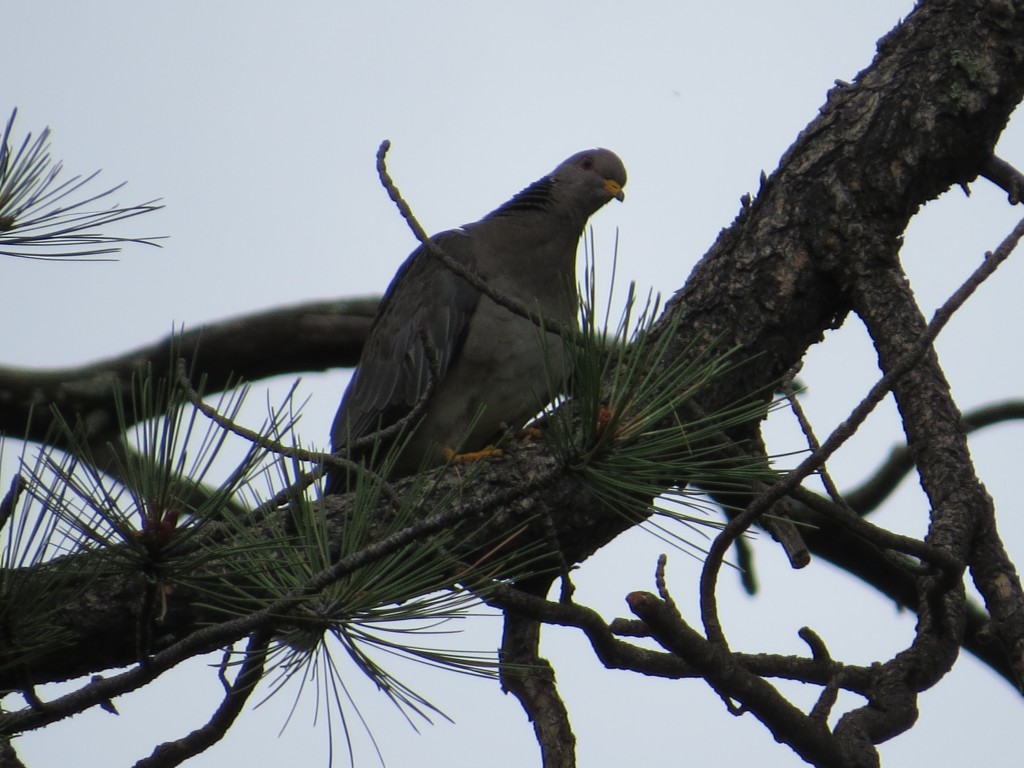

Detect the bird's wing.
[{"left": 330, "top": 229, "right": 482, "bottom": 448}]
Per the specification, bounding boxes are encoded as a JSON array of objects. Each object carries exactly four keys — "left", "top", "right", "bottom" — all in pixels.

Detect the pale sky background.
[{"left": 2, "top": 2, "right": 1022, "bottom": 766}]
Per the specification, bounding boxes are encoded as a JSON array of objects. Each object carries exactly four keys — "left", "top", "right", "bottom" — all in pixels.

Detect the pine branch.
[{"left": 0, "top": 109, "right": 162, "bottom": 260}]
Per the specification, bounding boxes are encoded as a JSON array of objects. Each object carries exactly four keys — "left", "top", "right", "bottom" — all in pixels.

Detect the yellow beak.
[{"left": 604, "top": 178, "right": 625, "bottom": 202}]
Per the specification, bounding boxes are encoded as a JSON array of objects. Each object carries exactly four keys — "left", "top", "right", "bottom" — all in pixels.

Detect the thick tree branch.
[
  {"left": 0, "top": 447, "right": 596, "bottom": 713},
  {"left": 981, "top": 154, "right": 1024, "bottom": 205},
  {"left": 499, "top": 612, "right": 575, "bottom": 768},
  {"left": 0, "top": 738, "right": 26, "bottom": 768},
  {"left": 0, "top": 298, "right": 379, "bottom": 449}
]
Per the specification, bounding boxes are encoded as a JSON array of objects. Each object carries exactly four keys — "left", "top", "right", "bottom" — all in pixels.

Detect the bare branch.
[
  {"left": 781, "top": 375, "right": 847, "bottom": 507},
  {"left": 847, "top": 214, "right": 1024, "bottom": 700},
  {"left": 845, "top": 400, "right": 1024, "bottom": 514},
  {"left": 625, "top": 590, "right": 852, "bottom": 767},
  {"left": 483, "top": 583, "right": 875, "bottom": 692},
  {"left": 0, "top": 298, "right": 379, "bottom": 450},
  {"left": 981, "top": 155, "right": 1024, "bottom": 205},
  {"left": 499, "top": 612, "right": 575, "bottom": 768},
  {"left": 133, "top": 632, "right": 271, "bottom": 768}
]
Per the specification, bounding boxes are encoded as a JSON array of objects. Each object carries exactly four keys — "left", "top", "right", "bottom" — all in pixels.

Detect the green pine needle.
[
  {"left": 543, "top": 241, "right": 780, "bottom": 547},
  {"left": 0, "top": 435, "right": 99, "bottom": 669},
  {"left": 25, "top": 349, "right": 275, "bottom": 581},
  {"left": 0, "top": 108, "right": 163, "bottom": 260}
]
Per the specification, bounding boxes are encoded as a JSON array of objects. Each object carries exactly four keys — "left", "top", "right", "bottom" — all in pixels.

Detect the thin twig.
[
  {"left": 625, "top": 590, "right": 846, "bottom": 765},
  {"left": 375, "top": 140, "right": 581, "bottom": 343},
  {"left": 677, "top": 398, "right": 809, "bottom": 570},
  {"left": 19, "top": 686, "right": 45, "bottom": 713},
  {"left": 174, "top": 359, "right": 402, "bottom": 507},
  {"left": 654, "top": 554, "right": 677, "bottom": 612},
  {"left": 790, "top": 487, "right": 952, "bottom": 567},
  {"left": 133, "top": 632, "right": 271, "bottom": 768},
  {"left": 174, "top": 359, "right": 360, "bottom": 477},
  {"left": 175, "top": 326, "right": 446, "bottom": 501},
  {"left": 481, "top": 583, "right": 874, "bottom": 693},
  {"left": 781, "top": 375, "right": 845, "bottom": 506},
  {"left": 799, "top": 628, "right": 840, "bottom": 723}
]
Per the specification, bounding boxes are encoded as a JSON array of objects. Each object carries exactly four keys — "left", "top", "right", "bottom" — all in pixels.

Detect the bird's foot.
[{"left": 444, "top": 445, "right": 504, "bottom": 464}]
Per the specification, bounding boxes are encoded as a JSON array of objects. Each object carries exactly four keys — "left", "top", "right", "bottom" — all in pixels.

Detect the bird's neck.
[{"left": 469, "top": 211, "right": 583, "bottom": 316}]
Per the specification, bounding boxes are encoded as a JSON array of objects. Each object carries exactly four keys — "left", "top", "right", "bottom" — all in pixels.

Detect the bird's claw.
[{"left": 444, "top": 446, "right": 504, "bottom": 463}]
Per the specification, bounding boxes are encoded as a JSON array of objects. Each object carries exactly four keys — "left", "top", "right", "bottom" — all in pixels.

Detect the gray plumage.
[{"left": 326, "top": 148, "right": 627, "bottom": 492}]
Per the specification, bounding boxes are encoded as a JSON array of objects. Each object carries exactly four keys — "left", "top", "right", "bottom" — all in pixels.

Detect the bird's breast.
[{"left": 401, "top": 296, "right": 572, "bottom": 465}]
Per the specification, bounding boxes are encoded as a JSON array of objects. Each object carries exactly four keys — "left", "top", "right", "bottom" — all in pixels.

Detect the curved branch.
[
  {"left": 485, "top": 583, "right": 876, "bottom": 691},
  {"left": 845, "top": 400, "right": 1024, "bottom": 514},
  {"left": 626, "top": 590, "right": 853, "bottom": 767},
  {"left": 0, "top": 297, "right": 379, "bottom": 448},
  {"left": 134, "top": 632, "right": 271, "bottom": 768}
]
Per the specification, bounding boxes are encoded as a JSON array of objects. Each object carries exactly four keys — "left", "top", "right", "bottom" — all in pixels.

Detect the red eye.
[{"left": 579, "top": 155, "right": 595, "bottom": 171}]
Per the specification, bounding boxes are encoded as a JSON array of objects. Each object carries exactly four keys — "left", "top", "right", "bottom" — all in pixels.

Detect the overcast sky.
[{"left": 2, "top": 2, "right": 1022, "bottom": 766}]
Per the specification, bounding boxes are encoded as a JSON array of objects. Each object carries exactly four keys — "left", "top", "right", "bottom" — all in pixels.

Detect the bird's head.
[
  {"left": 550, "top": 148, "right": 627, "bottom": 213},
  {"left": 486, "top": 147, "right": 627, "bottom": 222}
]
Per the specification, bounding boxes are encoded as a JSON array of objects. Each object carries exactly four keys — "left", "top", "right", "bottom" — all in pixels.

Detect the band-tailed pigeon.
[{"left": 325, "top": 148, "right": 626, "bottom": 493}]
